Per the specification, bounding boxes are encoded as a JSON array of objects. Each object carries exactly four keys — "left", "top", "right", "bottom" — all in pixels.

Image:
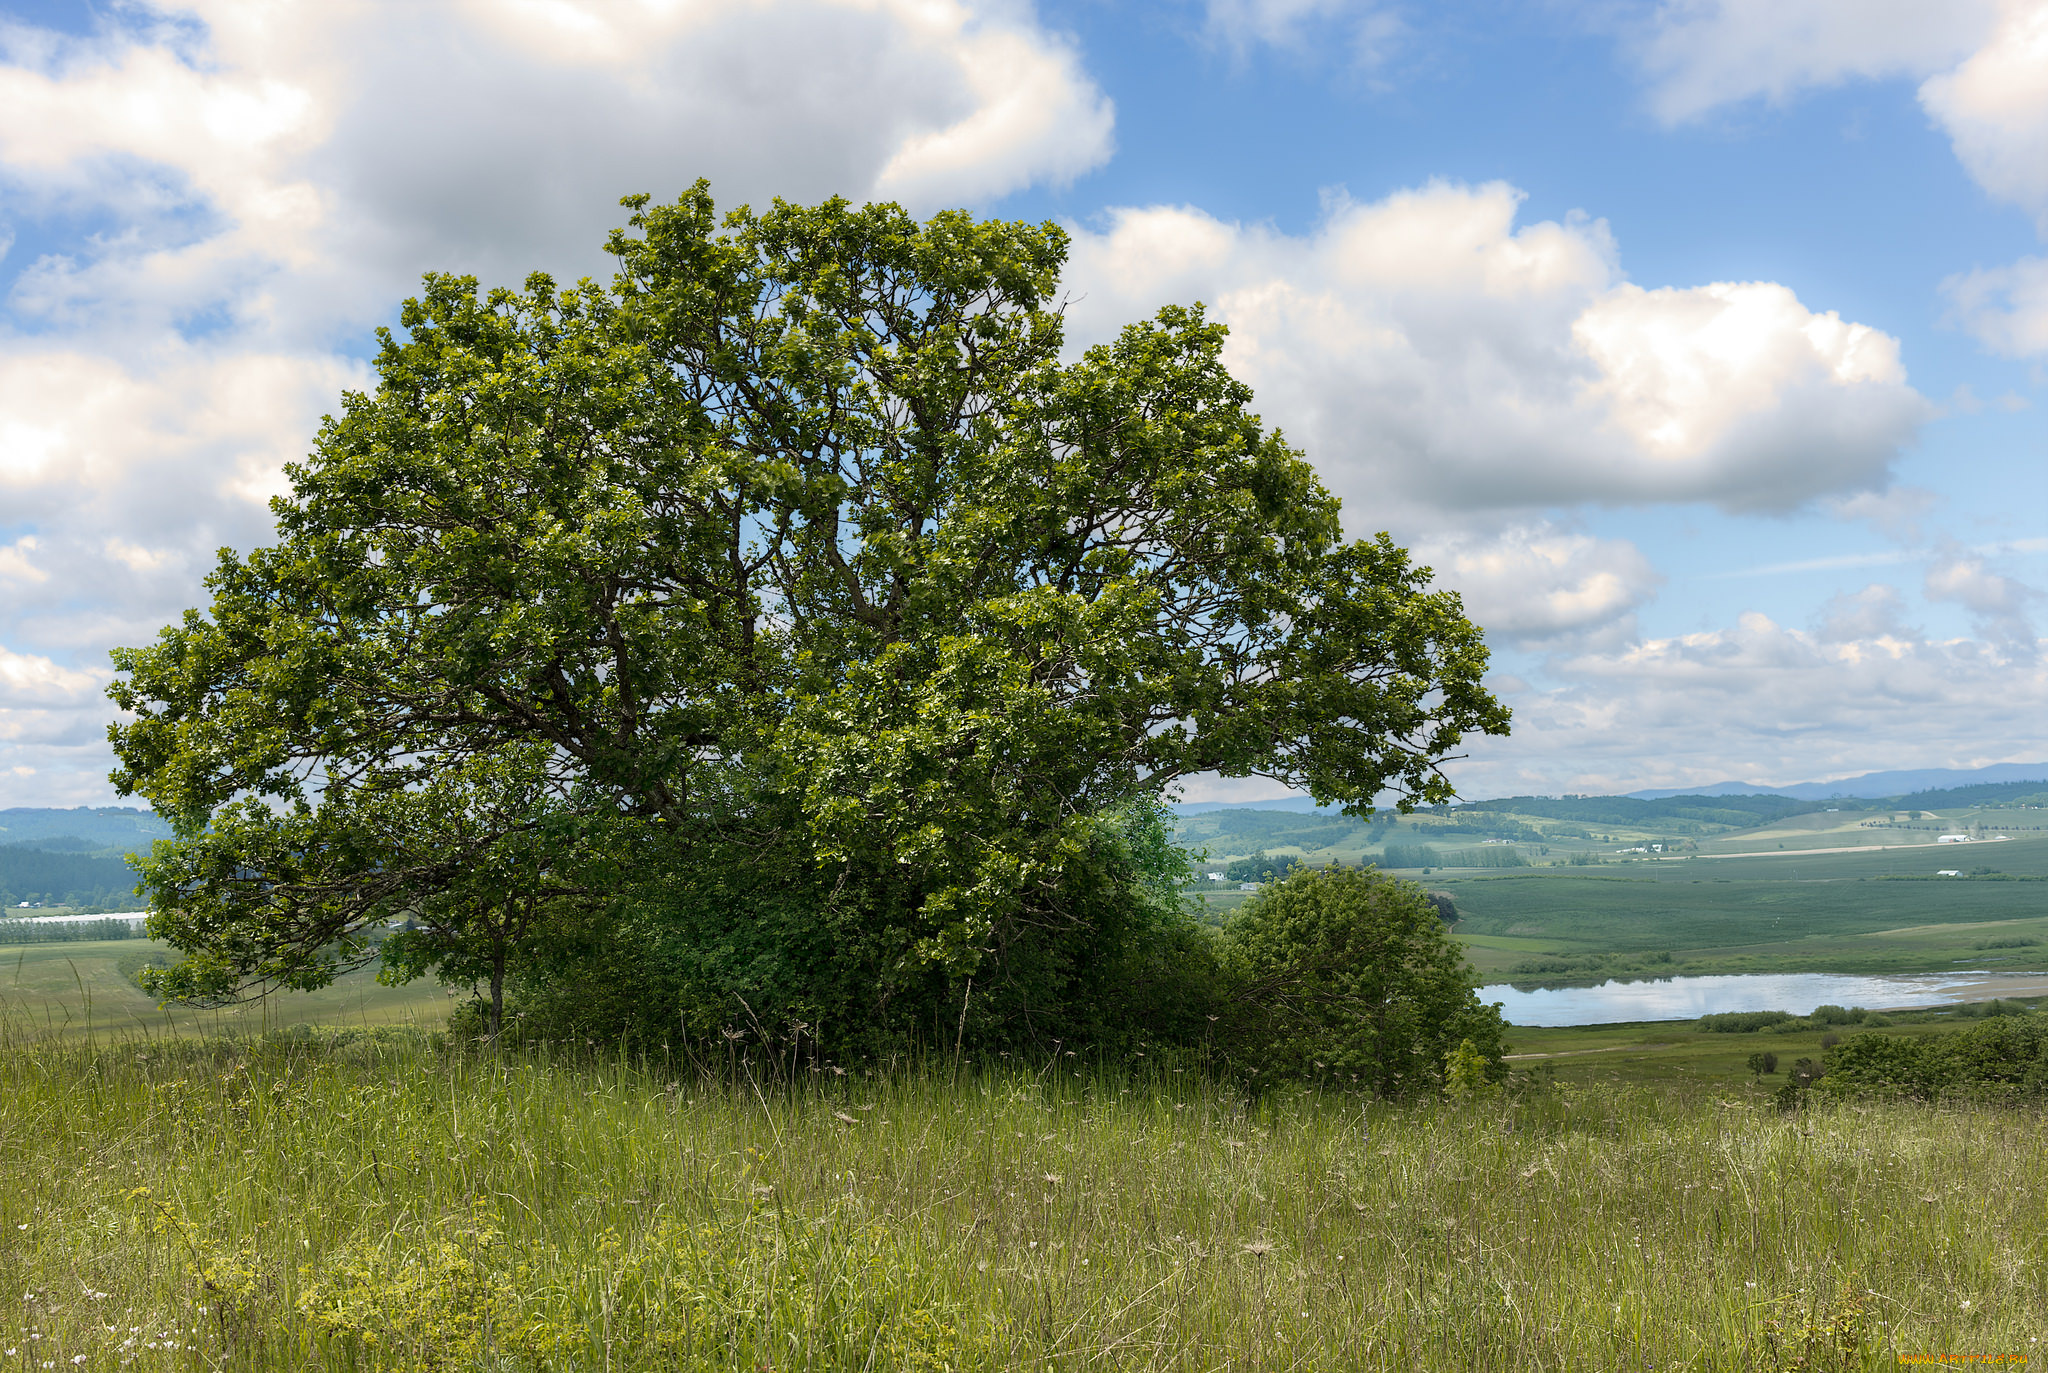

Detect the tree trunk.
[{"left": 489, "top": 946, "right": 505, "bottom": 1040}]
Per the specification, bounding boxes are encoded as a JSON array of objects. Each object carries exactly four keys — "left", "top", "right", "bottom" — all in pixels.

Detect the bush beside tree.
[
  {"left": 1811, "top": 1013, "right": 2048, "bottom": 1101},
  {"left": 1222, "top": 866, "right": 1507, "bottom": 1097}
]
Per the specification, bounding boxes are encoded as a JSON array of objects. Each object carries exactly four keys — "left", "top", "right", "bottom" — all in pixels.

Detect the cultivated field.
[
  {"left": 1178, "top": 804, "right": 2048, "bottom": 971},
  {"left": 1441, "top": 837, "right": 2048, "bottom": 983},
  {"left": 3, "top": 1029, "right": 2044, "bottom": 1371}
]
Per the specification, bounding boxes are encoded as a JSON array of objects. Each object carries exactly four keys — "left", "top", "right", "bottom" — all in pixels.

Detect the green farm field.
[{"left": 1438, "top": 836, "right": 2048, "bottom": 983}]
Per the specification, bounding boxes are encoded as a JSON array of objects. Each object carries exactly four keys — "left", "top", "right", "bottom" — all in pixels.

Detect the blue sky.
[{"left": 0, "top": 0, "right": 2043, "bottom": 805}]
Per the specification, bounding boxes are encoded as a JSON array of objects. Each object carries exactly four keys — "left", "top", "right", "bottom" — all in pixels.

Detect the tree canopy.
[{"left": 109, "top": 184, "right": 1508, "bottom": 1049}]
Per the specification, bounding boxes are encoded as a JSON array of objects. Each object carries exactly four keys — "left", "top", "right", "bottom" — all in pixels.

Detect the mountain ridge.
[
  {"left": 1171, "top": 761, "right": 2048, "bottom": 815},
  {"left": 1624, "top": 763, "right": 2048, "bottom": 802}
]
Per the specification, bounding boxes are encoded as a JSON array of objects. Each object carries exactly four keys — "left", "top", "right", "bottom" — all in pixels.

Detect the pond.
[{"left": 1480, "top": 970, "right": 2048, "bottom": 1027}]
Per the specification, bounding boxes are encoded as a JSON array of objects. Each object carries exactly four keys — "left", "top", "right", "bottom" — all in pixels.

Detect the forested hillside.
[
  {"left": 0, "top": 807, "right": 172, "bottom": 849},
  {"left": 0, "top": 842, "right": 142, "bottom": 909}
]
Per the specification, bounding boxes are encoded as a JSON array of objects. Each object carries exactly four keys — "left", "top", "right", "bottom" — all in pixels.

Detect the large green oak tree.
[{"left": 108, "top": 186, "right": 1509, "bottom": 1048}]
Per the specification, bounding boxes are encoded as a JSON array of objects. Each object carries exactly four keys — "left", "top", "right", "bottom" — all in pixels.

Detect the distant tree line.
[
  {"left": 1225, "top": 852, "right": 1300, "bottom": 882},
  {"left": 0, "top": 843, "right": 140, "bottom": 910},
  {"left": 1379, "top": 844, "right": 1525, "bottom": 870},
  {"left": 0, "top": 919, "right": 147, "bottom": 944}
]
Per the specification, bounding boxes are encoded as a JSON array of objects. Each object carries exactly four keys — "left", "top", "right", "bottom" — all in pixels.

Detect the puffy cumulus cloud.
[
  {"left": 0, "top": 646, "right": 104, "bottom": 710},
  {"left": 0, "top": 644, "right": 113, "bottom": 805},
  {"left": 1414, "top": 525, "right": 1661, "bottom": 646},
  {"left": 0, "top": 341, "right": 363, "bottom": 549},
  {"left": 1573, "top": 281, "right": 1922, "bottom": 504},
  {"left": 0, "top": 340, "right": 368, "bottom": 805},
  {"left": 1062, "top": 183, "right": 1928, "bottom": 518},
  {"left": 1816, "top": 583, "right": 1919, "bottom": 642},
  {"left": 1824, "top": 485, "right": 1940, "bottom": 541},
  {"left": 0, "top": 0, "right": 1111, "bottom": 332},
  {"left": 1920, "top": 1, "right": 2048, "bottom": 232},
  {"left": 1442, "top": 610, "right": 2048, "bottom": 798},
  {"left": 1630, "top": 0, "right": 1999, "bottom": 123},
  {"left": 0, "top": 537, "right": 47, "bottom": 586}
]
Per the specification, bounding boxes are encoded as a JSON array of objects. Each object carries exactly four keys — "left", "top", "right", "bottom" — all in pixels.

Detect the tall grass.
[{"left": 1, "top": 1025, "right": 2042, "bottom": 1370}]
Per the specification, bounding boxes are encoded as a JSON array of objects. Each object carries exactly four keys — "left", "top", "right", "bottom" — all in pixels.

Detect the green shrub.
[
  {"left": 1952, "top": 997, "right": 2034, "bottom": 1018},
  {"left": 1807, "top": 1004, "right": 1867, "bottom": 1026},
  {"left": 1699, "top": 1010, "right": 1794, "bottom": 1033},
  {"left": 1817, "top": 1012, "right": 2048, "bottom": 1100},
  {"left": 1222, "top": 866, "right": 1505, "bottom": 1097},
  {"left": 1445, "top": 846, "right": 1526, "bottom": 868},
  {"left": 1508, "top": 950, "right": 1673, "bottom": 979}
]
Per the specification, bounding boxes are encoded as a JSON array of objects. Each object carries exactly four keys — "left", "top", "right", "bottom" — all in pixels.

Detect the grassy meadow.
[
  {"left": 4, "top": 819, "right": 2045, "bottom": 1369},
  {"left": 4, "top": 1028, "right": 2046, "bottom": 1372},
  {"left": 1, "top": 938, "right": 455, "bottom": 1041}
]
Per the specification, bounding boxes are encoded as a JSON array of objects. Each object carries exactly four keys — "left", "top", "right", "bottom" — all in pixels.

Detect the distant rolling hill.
[
  {"left": 0, "top": 809, "right": 167, "bottom": 912},
  {"left": 1171, "top": 770, "right": 2048, "bottom": 874},
  {"left": 1628, "top": 762, "right": 2048, "bottom": 801},
  {"left": 0, "top": 807, "right": 173, "bottom": 851}
]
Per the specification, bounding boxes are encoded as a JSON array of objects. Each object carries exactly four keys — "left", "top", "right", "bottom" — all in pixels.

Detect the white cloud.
[
  {"left": 1446, "top": 609, "right": 2048, "bottom": 798},
  {"left": 1816, "top": 583, "right": 1918, "bottom": 642},
  {"left": 0, "top": 647, "right": 104, "bottom": 709},
  {"left": 1417, "top": 526, "right": 1662, "bottom": 646},
  {"left": 0, "top": 0, "right": 1114, "bottom": 351},
  {"left": 1063, "top": 182, "right": 1928, "bottom": 518},
  {"left": 0, "top": 343, "right": 362, "bottom": 535},
  {"left": 1925, "top": 550, "right": 2042, "bottom": 647},
  {"left": 1825, "top": 485, "right": 1940, "bottom": 542},
  {"left": 1920, "top": 1, "right": 2048, "bottom": 232},
  {"left": 1632, "top": 0, "right": 1999, "bottom": 123},
  {"left": 1202, "top": 0, "right": 1402, "bottom": 65},
  {"left": 0, "top": 537, "right": 46, "bottom": 586},
  {"left": 1944, "top": 255, "right": 2048, "bottom": 357},
  {"left": 1632, "top": 1, "right": 2048, "bottom": 355}
]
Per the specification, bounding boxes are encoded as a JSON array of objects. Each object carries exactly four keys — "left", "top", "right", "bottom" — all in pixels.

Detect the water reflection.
[{"left": 1481, "top": 970, "right": 2048, "bottom": 1027}]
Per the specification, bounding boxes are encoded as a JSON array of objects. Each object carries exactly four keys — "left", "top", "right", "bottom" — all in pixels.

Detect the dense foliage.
[
  {"left": 1816, "top": 1012, "right": 2048, "bottom": 1100},
  {"left": 1223, "top": 852, "right": 1299, "bottom": 882},
  {"left": 106, "top": 186, "right": 1506, "bottom": 1053},
  {"left": 1223, "top": 866, "right": 1506, "bottom": 1097}
]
